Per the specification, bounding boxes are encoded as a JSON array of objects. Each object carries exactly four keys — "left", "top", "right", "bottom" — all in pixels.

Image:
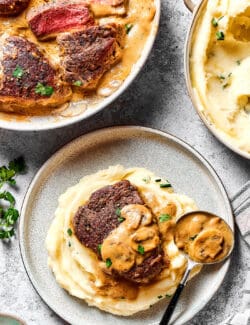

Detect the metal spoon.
[{"left": 159, "top": 210, "right": 234, "bottom": 325}]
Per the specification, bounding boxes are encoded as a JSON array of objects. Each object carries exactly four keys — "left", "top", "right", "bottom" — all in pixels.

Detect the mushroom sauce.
[
  {"left": 175, "top": 212, "right": 233, "bottom": 264},
  {"left": 0, "top": 0, "right": 156, "bottom": 116}
]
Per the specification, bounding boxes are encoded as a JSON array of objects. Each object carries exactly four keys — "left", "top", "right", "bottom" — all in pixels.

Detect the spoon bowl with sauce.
[{"left": 160, "top": 211, "right": 234, "bottom": 325}]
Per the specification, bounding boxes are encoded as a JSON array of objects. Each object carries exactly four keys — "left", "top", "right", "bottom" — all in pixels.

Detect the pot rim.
[
  {"left": 184, "top": 0, "right": 250, "bottom": 160},
  {"left": 0, "top": 313, "right": 26, "bottom": 324}
]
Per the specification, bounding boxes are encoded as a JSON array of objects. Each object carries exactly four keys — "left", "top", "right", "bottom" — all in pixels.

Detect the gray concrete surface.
[{"left": 0, "top": 0, "right": 249, "bottom": 324}]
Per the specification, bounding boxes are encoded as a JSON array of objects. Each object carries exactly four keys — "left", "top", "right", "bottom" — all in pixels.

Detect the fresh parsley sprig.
[
  {"left": 0, "top": 157, "right": 25, "bottom": 188},
  {"left": 0, "top": 157, "right": 26, "bottom": 240}
]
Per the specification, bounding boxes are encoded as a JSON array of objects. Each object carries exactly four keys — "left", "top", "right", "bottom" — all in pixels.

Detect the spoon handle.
[
  {"left": 159, "top": 267, "right": 192, "bottom": 325},
  {"left": 159, "top": 283, "right": 185, "bottom": 325}
]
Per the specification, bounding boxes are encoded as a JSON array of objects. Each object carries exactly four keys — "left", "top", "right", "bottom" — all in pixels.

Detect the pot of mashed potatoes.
[
  {"left": 185, "top": 0, "right": 250, "bottom": 158},
  {"left": 46, "top": 165, "right": 201, "bottom": 316}
]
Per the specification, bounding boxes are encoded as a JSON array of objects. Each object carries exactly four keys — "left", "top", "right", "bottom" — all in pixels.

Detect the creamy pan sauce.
[
  {"left": 0, "top": 0, "right": 156, "bottom": 116},
  {"left": 46, "top": 166, "right": 201, "bottom": 315},
  {"left": 175, "top": 212, "right": 234, "bottom": 264}
]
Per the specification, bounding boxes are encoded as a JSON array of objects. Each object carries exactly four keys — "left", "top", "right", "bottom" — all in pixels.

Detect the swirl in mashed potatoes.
[{"left": 46, "top": 165, "right": 200, "bottom": 316}]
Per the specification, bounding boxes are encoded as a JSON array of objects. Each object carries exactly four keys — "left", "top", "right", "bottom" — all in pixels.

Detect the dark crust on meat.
[
  {"left": 57, "top": 23, "right": 124, "bottom": 89},
  {"left": 0, "top": 36, "right": 57, "bottom": 99},
  {"left": 0, "top": 0, "right": 29, "bottom": 16},
  {"left": 73, "top": 180, "right": 166, "bottom": 284},
  {"left": 121, "top": 247, "right": 165, "bottom": 284},
  {"left": 73, "top": 180, "right": 144, "bottom": 252},
  {"left": 0, "top": 35, "right": 72, "bottom": 114}
]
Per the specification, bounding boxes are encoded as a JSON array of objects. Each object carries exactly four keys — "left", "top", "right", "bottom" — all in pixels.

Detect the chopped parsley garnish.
[
  {"left": 155, "top": 179, "right": 161, "bottom": 182},
  {"left": 137, "top": 244, "right": 145, "bottom": 255},
  {"left": 211, "top": 16, "right": 224, "bottom": 27},
  {"left": 35, "top": 82, "right": 54, "bottom": 96},
  {"left": 216, "top": 31, "right": 225, "bottom": 40},
  {"left": 189, "top": 234, "right": 198, "bottom": 241},
  {"left": 98, "top": 244, "right": 102, "bottom": 253},
  {"left": 115, "top": 208, "right": 121, "bottom": 217},
  {"left": 236, "top": 60, "right": 241, "bottom": 66},
  {"left": 142, "top": 176, "right": 151, "bottom": 184},
  {"left": 159, "top": 214, "right": 171, "bottom": 222},
  {"left": 118, "top": 216, "right": 125, "bottom": 223},
  {"left": 158, "top": 295, "right": 163, "bottom": 299},
  {"left": 160, "top": 182, "right": 172, "bottom": 188},
  {"left": 68, "top": 241, "right": 71, "bottom": 247},
  {"left": 218, "top": 72, "right": 232, "bottom": 89},
  {"left": 73, "top": 80, "right": 82, "bottom": 87},
  {"left": 0, "top": 158, "right": 25, "bottom": 240},
  {"left": 67, "top": 228, "right": 73, "bottom": 236},
  {"left": 106, "top": 258, "right": 112, "bottom": 268},
  {"left": 211, "top": 17, "right": 218, "bottom": 27},
  {"left": 13, "top": 66, "right": 24, "bottom": 79},
  {"left": 125, "top": 23, "right": 133, "bottom": 34},
  {"left": 166, "top": 294, "right": 172, "bottom": 298}
]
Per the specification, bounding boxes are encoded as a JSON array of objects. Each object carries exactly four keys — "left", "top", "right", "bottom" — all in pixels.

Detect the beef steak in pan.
[
  {"left": 0, "top": 0, "right": 29, "bottom": 16},
  {"left": 0, "top": 34, "right": 72, "bottom": 114},
  {"left": 27, "top": 2, "right": 95, "bottom": 41},
  {"left": 57, "top": 23, "right": 125, "bottom": 90}
]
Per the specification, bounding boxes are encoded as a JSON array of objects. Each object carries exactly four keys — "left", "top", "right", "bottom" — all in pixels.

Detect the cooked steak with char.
[
  {"left": 0, "top": 34, "right": 72, "bottom": 115},
  {"left": 73, "top": 180, "right": 165, "bottom": 284},
  {"left": 27, "top": 2, "right": 95, "bottom": 41},
  {"left": 0, "top": 0, "right": 29, "bottom": 16},
  {"left": 57, "top": 23, "right": 124, "bottom": 89}
]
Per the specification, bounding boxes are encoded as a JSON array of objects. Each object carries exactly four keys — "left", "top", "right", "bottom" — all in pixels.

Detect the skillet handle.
[{"left": 184, "top": 0, "right": 195, "bottom": 12}]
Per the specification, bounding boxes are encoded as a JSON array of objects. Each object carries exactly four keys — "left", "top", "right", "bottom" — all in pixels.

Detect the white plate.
[{"left": 19, "top": 126, "right": 234, "bottom": 325}]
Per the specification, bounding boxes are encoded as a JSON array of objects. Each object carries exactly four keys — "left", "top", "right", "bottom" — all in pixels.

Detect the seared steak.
[
  {"left": 0, "top": 34, "right": 72, "bottom": 115},
  {"left": 57, "top": 23, "right": 124, "bottom": 89},
  {"left": 73, "top": 180, "right": 165, "bottom": 284},
  {"left": 0, "top": 0, "right": 30, "bottom": 16},
  {"left": 27, "top": 2, "right": 95, "bottom": 41}
]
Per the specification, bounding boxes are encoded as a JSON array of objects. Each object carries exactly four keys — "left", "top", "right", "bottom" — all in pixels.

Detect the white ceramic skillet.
[
  {"left": 184, "top": 0, "right": 250, "bottom": 159},
  {"left": 0, "top": 0, "right": 160, "bottom": 131}
]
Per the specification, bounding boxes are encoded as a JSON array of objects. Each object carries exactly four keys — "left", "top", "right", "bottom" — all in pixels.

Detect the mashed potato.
[
  {"left": 46, "top": 165, "right": 199, "bottom": 316},
  {"left": 190, "top": 0, "right": 250, "bottom": 154}
]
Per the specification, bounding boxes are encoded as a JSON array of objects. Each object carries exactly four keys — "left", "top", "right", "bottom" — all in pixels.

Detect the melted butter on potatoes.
[{"left": 46, "top": 165, "right": 200, "bottom": 316}]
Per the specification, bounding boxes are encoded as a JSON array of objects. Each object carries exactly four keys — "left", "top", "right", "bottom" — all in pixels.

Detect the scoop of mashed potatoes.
[
  {"left": 46, "top": 165, "right": 199, "bottom": 316},
  {"left": 190, "top": 0, "right": 250, "bottom": 155}
]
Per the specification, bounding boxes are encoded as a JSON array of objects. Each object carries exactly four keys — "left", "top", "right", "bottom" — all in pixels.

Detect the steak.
[
  {"left": 27, "top": 2, "right": 95, "bottom": 41},
  {"left": 57, "top": 23, "right": 124, "bottom": 89},
  {"left": 73, "top": 180, "right": 165, "bottom": 284},
  {"left": 0, "top": 34, "right": 72, "bottom": 115},
  {"left": 0, "top": 0, "right": 30, "bottom": 16}
]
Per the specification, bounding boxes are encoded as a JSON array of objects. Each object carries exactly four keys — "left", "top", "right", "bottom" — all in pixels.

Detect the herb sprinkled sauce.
[{"left": 174, "top": 212, "right": 233, "bottom": 263}]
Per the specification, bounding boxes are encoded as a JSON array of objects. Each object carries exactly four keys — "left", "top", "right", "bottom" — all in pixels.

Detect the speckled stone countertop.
[{"left": 0, "top": 0, "right": 249, "bottom": 324}]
